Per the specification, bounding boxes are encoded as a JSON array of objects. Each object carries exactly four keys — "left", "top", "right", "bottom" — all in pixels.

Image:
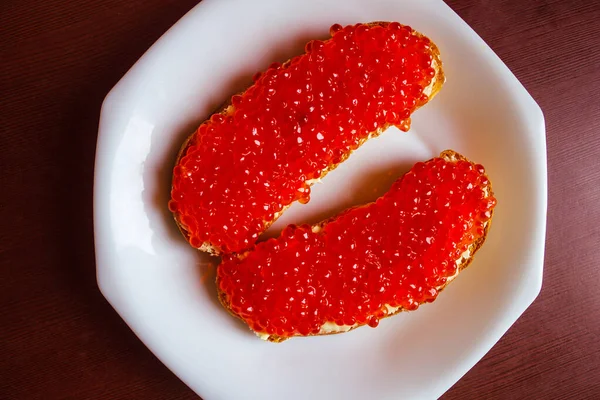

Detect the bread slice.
[
  {"left": 217, "top": 150, "right": 494, "bottom": 342},
  {"left": 171, "top": 22, "right": 446, "bottom": 255}
]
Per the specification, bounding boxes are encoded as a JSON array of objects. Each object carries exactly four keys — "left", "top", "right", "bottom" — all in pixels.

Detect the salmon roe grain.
[
  {"left": 170, "top": 22, "right": 440, "bottom": 253},
  {"left": 217, "top": 156, "right": 496, "bottom": 338}
]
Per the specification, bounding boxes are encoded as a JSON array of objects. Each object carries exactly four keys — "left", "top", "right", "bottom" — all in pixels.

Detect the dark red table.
[{"left": 2, "top": 1, "right": 599, "bottom": 398}]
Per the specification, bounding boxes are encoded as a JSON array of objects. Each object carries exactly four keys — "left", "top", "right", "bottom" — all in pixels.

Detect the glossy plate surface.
[{"left": 94, "top": 0, "right": 547, "bottom": 398}]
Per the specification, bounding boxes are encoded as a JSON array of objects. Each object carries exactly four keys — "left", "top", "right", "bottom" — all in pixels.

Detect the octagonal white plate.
[{"left": 94, "top": 0, "right": 547, "bottom": 399}]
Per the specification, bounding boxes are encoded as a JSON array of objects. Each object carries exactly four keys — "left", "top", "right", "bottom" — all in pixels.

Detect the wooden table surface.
[{"left": 2, "top": 0, "right": 599, "bottom": 398}]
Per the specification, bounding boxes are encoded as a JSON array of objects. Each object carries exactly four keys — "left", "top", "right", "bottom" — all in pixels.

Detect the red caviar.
[
  {"left": 169, "top": 22, "right": 440, "bottom": 253},
  {"left": 217, "top": 156, "right": 496, "bottom": 337}
]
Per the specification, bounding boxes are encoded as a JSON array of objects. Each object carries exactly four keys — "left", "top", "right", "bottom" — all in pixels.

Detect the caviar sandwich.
[
  {"left": 169, "top": 22, "right": 445, "bottom": 255},
  {"left": 217, "top": 151, "right": 495, "bottom": 341}
]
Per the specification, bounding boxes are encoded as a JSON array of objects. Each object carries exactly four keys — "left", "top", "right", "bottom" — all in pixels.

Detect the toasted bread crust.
[
  {"left": 217, "top": 150, "right": 494, "bottom": 342},
  {"left": 170, "top": 22, "right": 445, "bottom": 255}
]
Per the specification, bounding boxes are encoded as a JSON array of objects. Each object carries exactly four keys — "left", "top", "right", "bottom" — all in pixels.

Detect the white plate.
[{"left": 94, "top": 0, "right": 547, "bottom": 399}]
